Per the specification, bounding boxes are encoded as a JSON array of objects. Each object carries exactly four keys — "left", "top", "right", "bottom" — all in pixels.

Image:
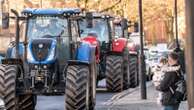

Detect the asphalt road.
[
  {"left": 35, "top": 79, "right": 117, "bottom": 110},
  {"left": 35, "top": 92, "right": 115, "bottom": 110}
]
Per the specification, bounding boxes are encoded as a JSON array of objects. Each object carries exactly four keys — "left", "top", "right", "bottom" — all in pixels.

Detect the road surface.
[{"left": 35, "top": 79, "right": 117, "bottom": 110}]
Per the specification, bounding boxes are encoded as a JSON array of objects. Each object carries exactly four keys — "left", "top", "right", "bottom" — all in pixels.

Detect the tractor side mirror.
[
  {"left": 134, "top": 22, "right": 139, "bottom": 32},
  {"left": 2, "top": 12, "right": 9, "bottom": 29},
  {"left": 86, "top": 12, "right": 93, "bottom": 28}
]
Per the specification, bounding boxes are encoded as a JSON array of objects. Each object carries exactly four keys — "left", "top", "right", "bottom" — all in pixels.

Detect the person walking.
[{"left": 155, "top": 52, "right": 182, "bottom": 110}]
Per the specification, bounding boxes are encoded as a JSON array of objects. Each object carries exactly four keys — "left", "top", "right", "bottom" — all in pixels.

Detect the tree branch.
[
  {"left": 99, "top": 0, "right": 121, "bottom": 13},
  {"left": 84, "top": 0, "right": 89, "bottom": 9}
]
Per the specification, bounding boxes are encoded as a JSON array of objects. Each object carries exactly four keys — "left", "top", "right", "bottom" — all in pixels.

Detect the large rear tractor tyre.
[
  {"left": 65, "top": 65, "right": 93, "bottom": 110},
  {"left": 89, "top": 62, "right": 96, "bottom": 110},
  {"left": 0, "top": 65, "right": 36, "bottom": 110},
  {"left": 129, "top": 55, "right": 139, "bottom": 88},
  {"left": 17, "top": 95, "right": 36, "bottom": 110},
  {"left": 106, "top": 56, "right": 123, "bottom": 92},
  {"left": 123, "top": 58, "right": 130, "bottom": 90}
]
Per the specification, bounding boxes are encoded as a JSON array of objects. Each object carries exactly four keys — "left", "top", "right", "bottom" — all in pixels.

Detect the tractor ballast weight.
[{"left": 0, "top": 8, "right": 96, "bottom": 110}]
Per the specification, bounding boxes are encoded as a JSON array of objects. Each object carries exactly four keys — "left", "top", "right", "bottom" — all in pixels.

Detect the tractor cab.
[
  {"left": 113, "top": 17, "right": 129, "bottom": 39},
  {"left": 79, "top": 13, "right": 111, "bottom": 43},
  {"left": 78, "top": 12, "right": 113, "bottom": 80},
  {"left": 111, "top": 17, "right": 139, "bottom": 53},
  {"left": 78, "top": 12, "right": 113, "bottom": 47},
  {"left": 23, "top": 9, "right": 80, "bottom": 65}
]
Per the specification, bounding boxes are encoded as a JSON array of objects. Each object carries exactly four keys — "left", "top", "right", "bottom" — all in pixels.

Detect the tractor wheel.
[
  {"left": 0, "top": 65, "right": 36, "bottom": 110},
  {"left": 89, "top": 79, "right": 95, "bottom": 110},
  {"left": 89, "top": 61, "right": 96, "bottom": 110},
  {"left": 106, "top": 55, "right": 123, "bottom": 92},
  {"left": 17, "top": 95, "right": 36, "bottom": 110},
  {"left": 129, "top": 55, "right": 139, "bottom": 88},
  {"left": 65, "top": 65, "right": 92, "bottom": 110},
  {"left": 123, "top": 58, "right": 130, "bottom": 90}
]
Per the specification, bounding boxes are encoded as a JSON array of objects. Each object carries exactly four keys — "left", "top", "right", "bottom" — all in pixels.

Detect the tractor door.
[
  {"left": 70, "top": 20, "right": 80, "bottom": 59},
  {"left": 57, "top": 19, "right": 70, "bottom": 71},
  {"left": 57, "top": 19, "right": 79, "bottom": 68}
]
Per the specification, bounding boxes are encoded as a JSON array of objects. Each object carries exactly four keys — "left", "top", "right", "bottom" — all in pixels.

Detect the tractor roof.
[
  {"left": 80, "top": 12, "right": 113, "bottom": 19},
  {"left": 22, "top": 8, "right": 81, "bottom": 16}
]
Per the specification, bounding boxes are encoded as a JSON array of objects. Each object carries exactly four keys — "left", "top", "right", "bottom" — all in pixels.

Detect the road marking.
[{"left": 103, "top": 82, "right": 153, "bottom": 105}]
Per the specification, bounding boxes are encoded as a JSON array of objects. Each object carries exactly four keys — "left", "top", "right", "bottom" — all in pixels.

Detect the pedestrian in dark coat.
[{"left": 156, "top": 52, "right": 181, "bottom": 110}]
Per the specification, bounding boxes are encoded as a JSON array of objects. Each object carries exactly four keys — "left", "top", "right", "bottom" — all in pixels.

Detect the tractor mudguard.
[
  {"left": 76, "top": 42, "right": 91, "bottom": 62},
  {"left": 76, "top": 42, "right": 93, "bottom": 63},
  {"left": 68, "top": 60, "right": 90, "bottom": 66},
  {"left": 112, "top": 38, "right": 127, "bottom": 52},
  {"left": 6, "top": 47, "right": 13, "bottom": 58},
  {"left": 81, "top": 36, "right": 100, "bottom": 63},
  {"left": 2, "top": 58, "right": 23, "bottom": 65},
  {"left": 7, "top": 43, "right": 24, "bottom": 58}
]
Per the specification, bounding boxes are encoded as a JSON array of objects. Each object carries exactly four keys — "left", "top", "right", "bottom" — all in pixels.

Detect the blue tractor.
[{"left": 0, "top": 8, "right": 96, "bottom": 110}]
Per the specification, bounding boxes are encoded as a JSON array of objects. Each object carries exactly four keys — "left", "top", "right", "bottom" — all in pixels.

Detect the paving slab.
[{"left": 96, "top": 82, "right": 188, "bottom": 110}]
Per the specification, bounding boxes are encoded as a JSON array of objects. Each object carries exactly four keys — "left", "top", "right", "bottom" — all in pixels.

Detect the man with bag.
[{"left": 154, "top": 52, "right": 185, "bottom": 110}]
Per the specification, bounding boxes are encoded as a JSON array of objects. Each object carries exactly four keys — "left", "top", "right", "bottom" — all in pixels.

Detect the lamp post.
[
  {"left": 174, "top": 0, "right": 179, "bottom": 49},
  {"left": 138, "top": 0, "right": 147, "bottom": 99},
  {"left": 185, "top": 0, "right": 194, "bottom": 109}
]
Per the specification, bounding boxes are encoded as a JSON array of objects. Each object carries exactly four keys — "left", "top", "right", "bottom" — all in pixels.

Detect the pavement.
[{"left": 96, "top": 82, "right": 188, "bottom": 110}]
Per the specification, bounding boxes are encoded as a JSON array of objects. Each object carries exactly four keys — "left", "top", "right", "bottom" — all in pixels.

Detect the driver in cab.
[{"left": 47, "top": 19, "right": 64, "bottom": 36}]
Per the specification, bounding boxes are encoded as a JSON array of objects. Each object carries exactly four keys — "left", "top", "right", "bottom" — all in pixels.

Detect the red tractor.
[{"left": 105, "top": 18, "right": 139, "bottom": 91}]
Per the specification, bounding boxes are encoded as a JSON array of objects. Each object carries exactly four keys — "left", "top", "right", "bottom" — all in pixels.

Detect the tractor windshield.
[
  {"left": 79, "top": 18, "right": 109, "bottom": 42},
  {"left": 27, "top": 16, "right": 68, "bottom": 40}
]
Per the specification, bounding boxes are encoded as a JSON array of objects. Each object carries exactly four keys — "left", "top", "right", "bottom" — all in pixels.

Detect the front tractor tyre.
[
  {"left": 106, "top": 56, "right": 123, "bottom": 92},
  {"left": 65, "top": 65, "right": 94, "bottom": 110},
  {"left": 0, "top": 65, "right": 36, "bottom": 110}
]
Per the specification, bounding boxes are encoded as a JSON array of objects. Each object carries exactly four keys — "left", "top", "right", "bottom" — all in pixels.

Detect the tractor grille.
[{"left": 31, "top": 39, "right": 52, "bottom": 61}]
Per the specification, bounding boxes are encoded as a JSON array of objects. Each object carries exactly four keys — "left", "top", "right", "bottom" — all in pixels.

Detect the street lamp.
[
  {"left": 174, "top": 0, "right": 180, "bottom": 49},
  {"left": 138, "top": 0, "right": 147, "bottom": 99},
  {"left": 185, "top": 0, "right": 194, "bottom": 109}
]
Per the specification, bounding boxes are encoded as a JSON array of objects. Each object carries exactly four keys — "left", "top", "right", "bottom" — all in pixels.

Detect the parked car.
[
  {"left": 145, "top": 47, "right": 171, "bottom": 81},
  {"left": 146, "top": 55, "right": 159, "bottom": 80}
]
